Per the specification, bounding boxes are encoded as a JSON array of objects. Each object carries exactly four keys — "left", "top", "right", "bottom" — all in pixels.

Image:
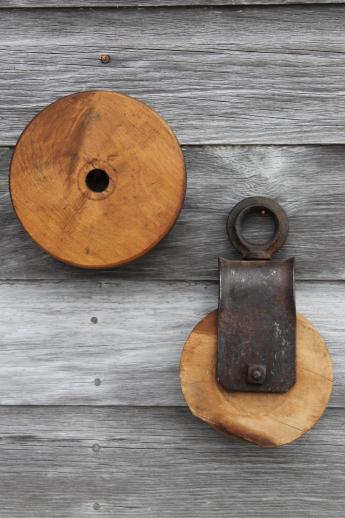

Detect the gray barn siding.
[
  {"left": 0, "top": 279, "right": 344, "bottom": 406},
  {"left": 0, "top": 2, "right": 344, "bottom": 518},
  {"left": 3, "top": 1, "right": 345, "bottom": 6},
  {"left": 2, "top": 145, "right": 345, "bottom": 281},
  {"left": 3, "top": 7, "right": 345, "bottom": 145},
  {"left": 0, "top": 406, "right": 344, "bottom": 518}
]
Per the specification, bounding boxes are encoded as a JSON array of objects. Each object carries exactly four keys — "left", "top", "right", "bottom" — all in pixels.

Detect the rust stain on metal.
[{"left": 217, "top": 197, "right": 296, "bottom": 393}]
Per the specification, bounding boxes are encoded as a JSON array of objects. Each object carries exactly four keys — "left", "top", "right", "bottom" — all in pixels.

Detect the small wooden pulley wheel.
[
  {"left": 180, "top": 197, "right": 333, "bottom": 447},
  {"left": 10, "top": 91, "right": 186, "bottom": 268}
]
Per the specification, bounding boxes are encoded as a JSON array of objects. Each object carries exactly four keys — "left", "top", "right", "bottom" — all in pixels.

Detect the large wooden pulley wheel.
[
  {"left": 10, "top": 91, "right": 186, "bottom": 268},
  {"left": 180, "top": 198, "right": 333, "bottom": 448}
]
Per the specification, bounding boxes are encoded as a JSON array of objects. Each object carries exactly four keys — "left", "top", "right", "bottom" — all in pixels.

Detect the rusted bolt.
[
  {"left": 252, "top": 369, "right": 263, "bottom": 380},
  {"left": 247, "top": 364, "right": 266, "bottom": 385},
  {"left": 99, "top": 54, "right": 110, "bottom": 64}
]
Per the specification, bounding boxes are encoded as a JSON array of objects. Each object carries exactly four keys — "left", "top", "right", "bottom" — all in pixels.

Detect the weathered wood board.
[
  {"left": 0, "top": 279, "right": 342, "bottom": 406},
  {"left": 0, "top": 406, "right": 343, "bottom": 518},
  {"left": 2, "top": 0, "right": 345, "bottom": 6},
  {"left": 3, "top": 7, "right": 345, "bottom": 145},
  {"left": 2, "top": 145, "right": 345, "bottom": 280}
]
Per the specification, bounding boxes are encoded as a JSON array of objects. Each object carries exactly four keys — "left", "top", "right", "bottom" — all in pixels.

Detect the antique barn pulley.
[
  {"left": 180, "top": 197, "right": 333, "bottom": 447},
  {"left": 10, "top": 91, "right": 186, "bottom": 268}
]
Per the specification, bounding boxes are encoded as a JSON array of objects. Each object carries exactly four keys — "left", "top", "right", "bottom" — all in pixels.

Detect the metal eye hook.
[{"left": 226, "top": 196, "right": 289, "bottom": 260}]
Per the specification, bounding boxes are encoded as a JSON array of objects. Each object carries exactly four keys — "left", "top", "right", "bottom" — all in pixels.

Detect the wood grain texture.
[
  {"left": 181, "top": 311, "right": 333, "bottom": 447},
  {"left": 0, "top": 279, "right": 342, "bottom": 406},
  {"left": 2, "top": 145, "right": 345, "bottom": 280},
  {"left": 0, "top": 1, "right": 343, "bottom": 514},
  {"left": 0, "top": 406, "right": 343, "bottom": 518},
  {"left": 2, "top": 0, "right": 345, "bottom": 6},
  {"left": 10, "top": 91, "right": 185, "bottom": 268},
  {"left": 3, "top": 6, "right": 345, "bottom": 145}
]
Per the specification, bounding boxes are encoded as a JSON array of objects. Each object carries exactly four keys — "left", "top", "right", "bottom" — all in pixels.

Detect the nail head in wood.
[{"left": 99, "top": 54, "right": 110, "bottom": 64}]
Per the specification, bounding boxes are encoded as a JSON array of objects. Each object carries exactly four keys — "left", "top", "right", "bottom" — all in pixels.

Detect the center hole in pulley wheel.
[{"left": 86, "top": 169, "right": 110, "bottom": 193}]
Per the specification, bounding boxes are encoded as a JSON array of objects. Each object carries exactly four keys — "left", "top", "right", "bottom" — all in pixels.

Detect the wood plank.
[
  {"left": 0, "top": 406, "right": 343, "bottom": 517},
  {"left": 2, "top": 145, "right": 345, "bottom": 281},
  {"left": 1, "top": 0, "right": 344, "bottom": 6},
  {"left": 0, "top": 279, "right": 342, "bottom": 406},
  {"left": 2, "top": 6, "right": 345, "bottom": 145}
]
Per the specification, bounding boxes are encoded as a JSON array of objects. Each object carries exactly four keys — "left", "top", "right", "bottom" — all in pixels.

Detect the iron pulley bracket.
[{"left": 217, "top": 197, "right": 296, "bottom": 393}]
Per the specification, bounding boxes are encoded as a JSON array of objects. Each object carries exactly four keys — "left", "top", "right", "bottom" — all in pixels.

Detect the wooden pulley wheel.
[
  {"left": 180, "top": 311, "right": 332, "bottom": 448},
  {"left": 10, "top": 91, "right": 186, "bottom": 268},
  {"left": 180, "top": 197, "right": 333, "bottom": 448}
]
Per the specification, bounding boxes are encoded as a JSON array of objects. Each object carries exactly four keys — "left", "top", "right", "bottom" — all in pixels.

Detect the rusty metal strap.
[{"left": 217, "top": 257, "right": 296, "bottom": 393}]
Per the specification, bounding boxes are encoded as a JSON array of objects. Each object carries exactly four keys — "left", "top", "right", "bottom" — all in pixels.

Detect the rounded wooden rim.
[
  {"left": 180, "top": 310, "right": 333, "bottom": 447},
  {"left": 10, "top": 90, "right": 186, "bottom": 269}
]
